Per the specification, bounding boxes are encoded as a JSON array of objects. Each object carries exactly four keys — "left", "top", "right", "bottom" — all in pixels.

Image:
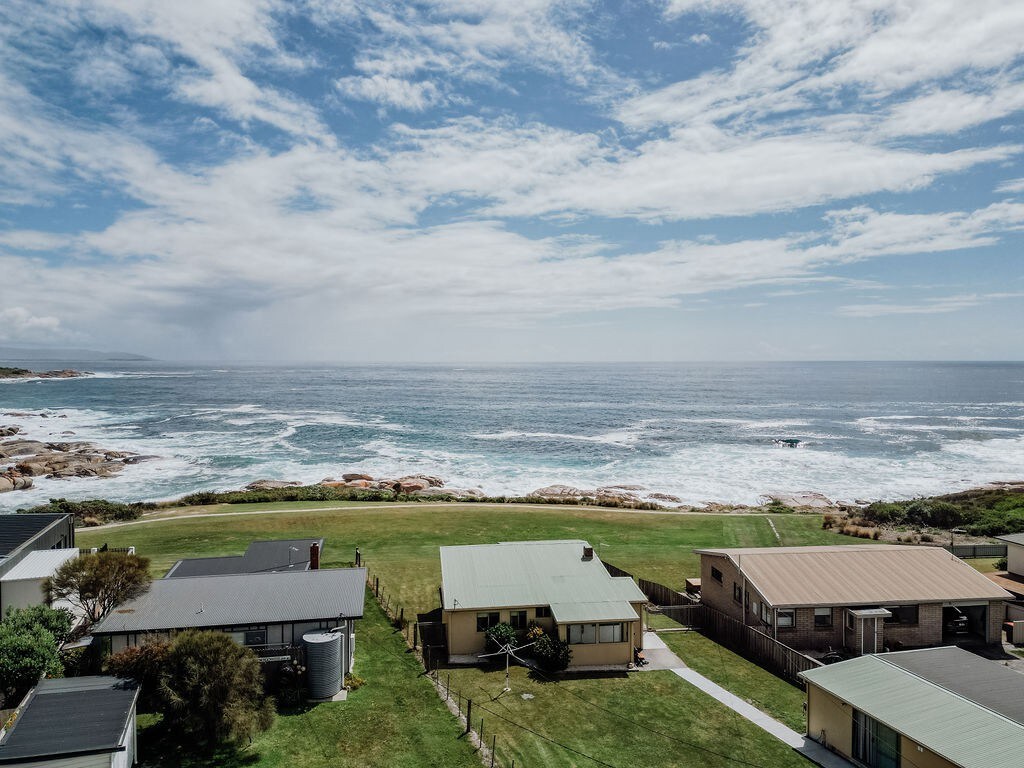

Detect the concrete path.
[{"left": 640, "top": 632, "right": 854, "bottom": 768}]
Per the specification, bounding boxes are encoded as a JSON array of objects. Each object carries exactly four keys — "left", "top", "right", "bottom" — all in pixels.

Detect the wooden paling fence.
[
  {"left": 603, "top": 560, "right": 695, "bottom": 606},
  {"left": 364, "top": 563, "right": 515, "bottom": 767},
  {"left": 659, "top": 604, "right": 821, "bottom": 685},
  {"left": 946, "top": 543, "right": 1007, "bottom": 559}
]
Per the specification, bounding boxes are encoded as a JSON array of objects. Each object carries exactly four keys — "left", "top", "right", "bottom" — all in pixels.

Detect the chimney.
[
  {"left": 582, "top": 545, "right": 594, "bottom": 560},
  {"left": 310, "top": 541, "right": 321, "bottom": 570}
]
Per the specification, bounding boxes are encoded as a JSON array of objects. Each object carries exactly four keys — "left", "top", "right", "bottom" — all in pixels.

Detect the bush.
[
  {"left": 161, "top": 631, "right": 275, "bottom": 749},
  {"left": 104, "top": 641, "right": 172, "bottom": 711},
  {"left": 19, "top": 498, "right": 154, "bottom": 525},
  {"left": 996, "top": 557, "right": 1008, "bottom": 571},
  {"left": 0, "top": 624, "right": 61, "bottom": 707},
  {"left": 485, "top": 622, "right": 518, "bottom": 652},
  {"left": 344, "top": 673, "right": 365, "bottom": 690},
  {"left": 919, "top": 533, "right": 934, "bottom": 543},
  {"left": 532, "top": 633, "right": 571, "bottom": 672},
  {"left": 3, "top": 605, "right": 74, "bottom": 645}
]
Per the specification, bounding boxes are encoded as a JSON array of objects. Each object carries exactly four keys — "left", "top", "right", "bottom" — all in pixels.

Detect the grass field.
[
  {"left": 138, "top": 588, "right": 481, "bottom": 768},
  {"left": 76, "top": 502, "right": 840, "bottom": 768},
  {"left": 79, "top": 502, "right": 853, "bottom": 617}
]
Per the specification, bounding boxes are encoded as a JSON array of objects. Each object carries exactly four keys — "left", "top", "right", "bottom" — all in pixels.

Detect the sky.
[{"left": 0, "top": 0, "right": 1023, "bottom": 362}]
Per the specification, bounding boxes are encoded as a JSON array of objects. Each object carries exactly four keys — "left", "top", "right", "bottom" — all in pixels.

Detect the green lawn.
[
  {"left": 966, "top": 557, "right": 1003, "bottom": 573},
  {"left": 441, "top": 664, "right": 807, "bottom": 768},
  {"left": 79, "top": 502, "right": 852, "bottom": 617},
  {"left": 138, "top": 588, "right": 481, "bottom": 768},
  {"left": 77, "top": 502, "right": 841, "bottom": 768},
  {"left": 656, "top": 629, "right": 806, "bottom": 731}
]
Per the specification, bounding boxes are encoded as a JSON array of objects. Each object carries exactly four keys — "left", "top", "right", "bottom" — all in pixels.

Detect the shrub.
[
  {"left": 919, "top": 533, "right": 934, "bottom": 543},
  {"left": 344, "top": 673, "right": 365, "bottom": 690},
  {"left": 3, "top": 605, "right": 74, "bottom": 645},
  {"left": 104, "top": 641, "right": 171, "bottom": 711},
  {"left": 161, "top": 631, "right": 275, "bottom": 749},
  {"left": 485, "top": 622, "right": 518, "bottom": 652},
  {"left": 996, "top": 557, "right": 1008, "bottom": 571},
  {"left": 0, "top": 624, "right": 61, "bottom": 707},
  {"left": 532, "top": 633, "right": 571, "bottom": 672},
  {"left": 871, "top": 529, "right": 881, "bottom": 540},
  {"left": 19, "top": 498, "right": 154, "bottom": 525},
  {"left": 46, "top": 551, "right": 151, "bottom": 628}
]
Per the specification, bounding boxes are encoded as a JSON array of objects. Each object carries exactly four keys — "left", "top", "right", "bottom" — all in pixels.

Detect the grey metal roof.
[
  {"left": 0, "top": 676, "right": 139, "bottom": 764},
  {"left": 881, "top": 646, "right": 1024, "bottom": 726},
  {"left": 440, "top": 540, "right": 646, "bottom": 622},
  {"left": 0, "top": 514, "right": 68, "bottom": 558},
  {"left": 801, "top": 648, "right": 1024, "bottom": 768},
  {"left": 0, "top": 548, "right": 77, "bottom": 581},
  {"left": 996, "top": 533, "right": 1024, "bottom": 546},
  {"left": 165, "top": 538, "right": 325, "bottom": 578},
  {"left": 92, "top": 567, "right": 366, "bottom": 634}
]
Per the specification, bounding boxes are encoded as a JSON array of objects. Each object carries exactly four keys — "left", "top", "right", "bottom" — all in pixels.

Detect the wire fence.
[{"left": 363, "top": 563, "right": 516, "bottom": 768}]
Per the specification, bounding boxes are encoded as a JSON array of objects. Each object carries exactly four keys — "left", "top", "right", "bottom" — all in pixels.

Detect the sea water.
[{"left": 1, "top": 361, "right": 1022, "bottom": 510}]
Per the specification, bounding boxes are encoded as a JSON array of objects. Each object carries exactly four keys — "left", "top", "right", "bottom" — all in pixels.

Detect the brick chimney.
[
  {"left": 309, "top": 541, "right": 320, "bottom": 570},
  {"left": 582, "top": 545, "right": 594, "bottom": 560}
]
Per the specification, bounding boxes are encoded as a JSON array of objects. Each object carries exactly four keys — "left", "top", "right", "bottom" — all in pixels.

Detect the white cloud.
[
  {"left": 689, "top": 33, "right": 711, "bottom": 45},
  {"left": 837, "top": 293, "right": 1024, "bottom": 318},
  {"left": 335, "top": 75, "right": 444, "bottom": 111},
  {"left": 0, "top": 307, "right": 64, "bottom": 342},
  {"left": 997, "top": 177, "right": 1024, "bottom": 194}
]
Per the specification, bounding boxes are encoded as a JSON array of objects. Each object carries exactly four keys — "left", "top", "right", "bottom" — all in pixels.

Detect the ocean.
[{"left": 1, "top": 361, "right": 1023, "bottom": 511}]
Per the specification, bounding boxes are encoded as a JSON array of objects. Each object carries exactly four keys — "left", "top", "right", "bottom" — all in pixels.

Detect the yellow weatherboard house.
[{"left": 440, "top": 540, "right": 646, "bottom": 670}]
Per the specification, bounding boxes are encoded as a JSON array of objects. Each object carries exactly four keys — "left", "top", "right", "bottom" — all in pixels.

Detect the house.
[
  {"left": 0, "top": 677, "right": 139, "bottom": 768},
  {"left": 91, "top": 567, "right": 366, "bottom": 678},
  {"left": 987, "top": 533, "right": 1024, "bottom": 598},
  {"left": 440, "top": 540, "right": 647, "bottom": 669},
  {"left": 696, "top": 545, "right": 1011, "bottom": 653},
  {"left": 0, "top": 514, "right": 76, "bottom": 614},
  {"left": 165, "top": 538, "right": 325, "bottom": 578},
  {"left": 800, "top": 646, "right": 1024, "bottom": 768}
]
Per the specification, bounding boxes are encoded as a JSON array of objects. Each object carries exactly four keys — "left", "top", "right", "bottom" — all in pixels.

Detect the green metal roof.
[
  {"left": 440, "top": 540, "right": 645, "bottom": 623},
  {"left": 801, "top": 651, "right": 1024, "bottom": 768}
]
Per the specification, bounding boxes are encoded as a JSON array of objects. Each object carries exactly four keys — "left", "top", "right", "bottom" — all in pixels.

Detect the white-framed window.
[
  {"left": 814, "top": 607, "right": 833, "bottom": 628},
  {"left": 568, "top": 623, "right": 597, "bottom": 644},
  {"left": 777, "top": 609, "right": 795, "bottom": 628},
  {"left": 598, "top": 623, "right": 624, "bottom": 643},
  {"left": 509, "top": 610, "right": 528, "bottom": 630}
]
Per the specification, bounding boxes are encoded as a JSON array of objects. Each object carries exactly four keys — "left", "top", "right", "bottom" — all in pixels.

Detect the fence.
[
  {"left": 79, "top": 546, "right": 135, "bottom": 555},
  {"left": 659, "top": 603, "right": 821, "bottom": 685},
  {"left": 946, "top": 543, "right": 1006, "bottom": 559},
  {"left": 363, "top": 563, "right": 515, "bottom": 767}
]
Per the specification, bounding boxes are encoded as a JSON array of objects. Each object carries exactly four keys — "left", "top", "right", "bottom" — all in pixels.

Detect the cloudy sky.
[{"left": 1, "top": 0, "right": 1023, "bottom": 362}]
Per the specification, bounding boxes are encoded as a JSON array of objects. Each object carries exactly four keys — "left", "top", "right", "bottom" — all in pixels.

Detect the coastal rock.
[
  {"left": 648, "top": 492, "right": 683, "bottom": 503},
  {"left": 0, "top": 426, "right": 22, "bottom": 437},
  {"left": 245, "top": 479, "right": 302, "bottom": 491},
  {"left": 764, "top": 491, "right": 835, "bottom": 509},
  {"left": 343, "top": 479, "right": 373, "bottom": 488},
  {"left": 529, "top": 484, "right": 596, "bottom": 499},
  {"left": 412, "top": 487, "right": 485, "bottom": 499},
  {"left": 372, "top": 479, "right": 400, "bottom": 491},
  {"left": 0, "top": 440, "right": 48, "bottom": 458},
  {"left": 397, "top": 477, "right": 432, "bottom": 493},
  {"left": 603, "top": 484, "right": 646, "bottom": 491},
  {"left": 0, "top": 368, "right": 89, "bottom": 379},
  {"left": 397, "top": 474, "right": 444, "bottom": 488},
  {"left": 342, "top": 472, "right": 374, "bottom": 482},
  {"left": 122, "top": 455, "right": 158, "bottom": 464}
]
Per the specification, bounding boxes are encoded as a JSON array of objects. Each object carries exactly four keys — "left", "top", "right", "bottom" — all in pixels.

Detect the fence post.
[
  {"left": 465, "top": 699, "right": 472, "bottom": 734},
  {"left": 413, "top": 622, "right": 419, "bottom": 649},
  {"left": 490, "top": 735, "right": 496, "bottom": 768},
  {"left": 446, "top": 673, "right": 451, "bottom": 700},
  {"left": 480, "top": 718, "right": 484, "bottom": 743}
]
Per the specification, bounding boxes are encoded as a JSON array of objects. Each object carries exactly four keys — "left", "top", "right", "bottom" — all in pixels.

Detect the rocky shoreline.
[
  {"left": 240, "top": 474, "right": 856, "bottom": 511},
  {"left": 0, "top": 418, "right": 155, "bottom": 493},
  {"left": 0, "top": 367, "right": 90, "bottom": 379}
]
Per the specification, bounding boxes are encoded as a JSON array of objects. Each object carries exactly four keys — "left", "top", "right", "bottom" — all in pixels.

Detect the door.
[{"left": 853, "top": 709, "right": 900, "bottom": 768}]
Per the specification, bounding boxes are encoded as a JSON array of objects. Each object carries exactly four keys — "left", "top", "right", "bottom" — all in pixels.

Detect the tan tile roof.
[{"left": 695, "top": 545, "right": 1012, "bottom": 607}]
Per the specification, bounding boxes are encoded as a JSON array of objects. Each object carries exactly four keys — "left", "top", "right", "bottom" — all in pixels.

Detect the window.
[
  {"left": 884, "top": 606, "right": 919, "bottom": 625},
  {"left": 476, "top": 612, "right": 500, "bottom": 632},
  {"left": 777, "top": 609, "right": 795, "bottom": 628},
  {"left": 733, "top": 583, "right": 743, "bottom": 603},
  {"left": 711, "top": 566, "right": 723, "bottom": 584},
  {"left": 760, "top": 603, "right": 771, "bottom": 625},
  {"left": 568, "top": 624, "right": 597, "bottom": 644},
  {"left": 750, "top": 599, "right": 760, "bottom": 616},
  {"left": 598, "top": 623, "right": 624, "bottom": 643},
  {"left": 846, "top": 610, "right": 856, "bottom": 631},
  {"left": 244, "top": 629, "right": 267, "bottom": 646},
  {"left": 814, "top": 607, "right": 833, "bottom": 628},
  {"left": 853, "top": 710, "right": 900, "bottom": 768},
  {"left": 535, "top": 606, "right": 552, "bottom": 619},
  {"left": 509, "top": 610, "right": 528, "bottom": 630}
]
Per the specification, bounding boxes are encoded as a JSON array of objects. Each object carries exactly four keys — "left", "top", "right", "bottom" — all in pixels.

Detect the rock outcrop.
[
  {"left": 245, "top": 479, "right": 302, "bottom": 491},
  {"left": 0, "top": 427, "right": 153, "bottom": 492},
  {"left": 0, "top": 368, "right": 90, "bottom": 379}
]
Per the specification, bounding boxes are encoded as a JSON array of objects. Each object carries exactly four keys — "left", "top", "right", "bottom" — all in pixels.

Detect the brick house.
[{"left": 696, "top": 545, "right": 1011, "bottom": 654}]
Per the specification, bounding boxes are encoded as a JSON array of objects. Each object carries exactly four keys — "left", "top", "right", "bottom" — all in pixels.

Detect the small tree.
[
  {"left": 485, "top": 622, "right": 517, "bottom": 653},
  {"left": 3, "top": 605, "right": 74, "bottom": 645},
  {"left": 45, "top": 552, "right": 151, "bottom": 628},
  {"left": 0, "top": 624, "right": 62, "bottom": 707},
  {"left": 533, "top": 632, "right": 571, "bottom": 672},
  {"left": 103, "top": 640, "right": 172, "bottom": 711},
  {"left": 161, "top": 631, "right": 275, "bottom": 748}
]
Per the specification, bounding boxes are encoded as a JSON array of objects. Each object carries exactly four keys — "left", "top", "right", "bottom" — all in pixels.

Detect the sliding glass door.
[{"left": 852, "top": 709, "right": 900, "bottom": 768}]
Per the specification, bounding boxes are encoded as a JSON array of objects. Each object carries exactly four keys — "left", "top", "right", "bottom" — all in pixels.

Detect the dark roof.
[
  {"left": 165, "top": 538, "right": 324, "bottom": 578},
  {"left": 0, "top": 677, "right": 139, "bottom": 764},
  {"left": 997, "top": 533, "right": 1024, "bottom": 546},
  {"left": 0, "top": 514, "right": 68, "bottom": 558},
  {"left": 92, "top": 567, "right": 366, "bottom": 634},
  {"left": 879, "top": 646, "right": 1024, "bottom": 725}
]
